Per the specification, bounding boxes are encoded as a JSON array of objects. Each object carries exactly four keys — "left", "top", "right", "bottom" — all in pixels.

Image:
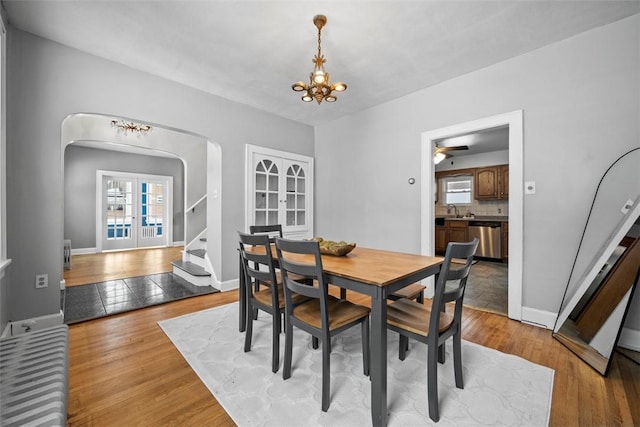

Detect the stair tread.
[
  {"left": 186, "top": 249, "right": 206, "bottom": 258},
  {"left": 171, "top": 260, "right": 211, "bottom": 277}
]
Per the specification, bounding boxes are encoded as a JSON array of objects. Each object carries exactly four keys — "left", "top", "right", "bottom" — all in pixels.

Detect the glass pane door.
[
  {"left": 101, "top": 174, "right": 171, "bottom": 251},
  {"left": 104, "top": 178, "right": 136, "bottom": 250},
  {"left": 139, "top": 180, "right": 166, "bottom": 247}
]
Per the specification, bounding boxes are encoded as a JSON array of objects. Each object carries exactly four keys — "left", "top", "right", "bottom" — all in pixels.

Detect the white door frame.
[
  {"left": 421, "top": 110, "right": 524, "bottom": 320},
  {"left": 96, "top": 170, "right": 173, "bottom": 252}
]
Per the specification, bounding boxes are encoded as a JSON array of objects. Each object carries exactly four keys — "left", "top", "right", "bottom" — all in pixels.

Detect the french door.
[{"left": 98, "top": 171, "right": 172, "bottom": 251}]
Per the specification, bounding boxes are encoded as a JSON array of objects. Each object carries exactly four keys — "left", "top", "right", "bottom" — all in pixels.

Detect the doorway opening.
[
  {"left": 433, "top": 126, "right": 509, "bottom": 315},
  {"left": 421, "top": 110, "right": 523, "bottom": 321}
]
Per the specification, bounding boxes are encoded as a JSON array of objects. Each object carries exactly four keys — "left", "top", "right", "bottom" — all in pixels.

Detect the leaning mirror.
[{"left": 553, "top": 147, "right": 640, "bottom": 375}]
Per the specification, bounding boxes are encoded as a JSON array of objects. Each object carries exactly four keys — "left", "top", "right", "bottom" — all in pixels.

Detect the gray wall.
[
  {"left": 314, "top": 15, "right": 640, "bottom": 332},
  {"left": 6, "top": 27, "right": 314, "bottom": 322},
  {"left": 64, "top": 145, "right": 185, "bottom": 249}
]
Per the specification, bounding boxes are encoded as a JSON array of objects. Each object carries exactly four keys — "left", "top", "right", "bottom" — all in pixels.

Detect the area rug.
[{"left": 159, "top": 303, "right": 554, "bottom": 426}]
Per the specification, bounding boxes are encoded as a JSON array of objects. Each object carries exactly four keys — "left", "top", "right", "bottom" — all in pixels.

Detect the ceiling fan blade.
[{"left": 438, "top": 145, "right": 469, "bottom": 152}]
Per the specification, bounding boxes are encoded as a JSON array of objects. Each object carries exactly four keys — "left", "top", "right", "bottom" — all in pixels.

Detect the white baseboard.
[
  {"left": 71, "top": 247, "right": 97, "bottom": 255},
  {"left": 521, "top": 306, "right": 557, "bottom": 330},
  {"left": 1, "top": 311, "right": 64, "bottom": 338},
  {"left": 213, "top": 278, "right": 239, "bottom": 292},
  {"left": 172, "top": 241, "right": 185, "bottom": 247},
  {"left": 618, "top": 327, "right": 640, "bottom": 352}
]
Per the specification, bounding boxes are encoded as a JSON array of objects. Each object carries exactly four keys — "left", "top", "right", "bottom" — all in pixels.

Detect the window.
[{"left": 442, "top": 175, "right": 473, "bottom": 205}]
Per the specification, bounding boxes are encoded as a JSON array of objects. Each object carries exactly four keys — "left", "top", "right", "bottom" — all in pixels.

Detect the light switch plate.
[
  {"left": 524, "top": 181, "right": 536, "bottom": 195},
  {"left": 621, "top": 199, "right": 634, "bottom": 214}
]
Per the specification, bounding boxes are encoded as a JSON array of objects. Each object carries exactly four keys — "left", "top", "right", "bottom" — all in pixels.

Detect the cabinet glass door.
[
  {"left": 285, "top": 162, "right": 306, "bottom": 227},
  {"left": 254, "top": 159, "right": 280, "bottom": 226}
]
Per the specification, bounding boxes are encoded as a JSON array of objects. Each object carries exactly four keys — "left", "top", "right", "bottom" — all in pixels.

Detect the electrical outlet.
[{"left": 35, "top": 274, "right": 48, "bottom": 289}]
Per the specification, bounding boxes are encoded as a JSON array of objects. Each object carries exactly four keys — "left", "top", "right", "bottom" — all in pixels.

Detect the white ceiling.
[
  {"left": 3, "top": 1, "right": 639, "bottom": 127},
  {"left": 435, "top": 125, "right": 509, "bottom": 156}
]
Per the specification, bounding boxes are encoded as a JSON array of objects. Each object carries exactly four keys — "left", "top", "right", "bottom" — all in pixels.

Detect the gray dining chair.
[
  {"left": 386, "top": 238, "right": 479, "bottom": 422},
  {"left": 238, "top": 231, "right": 309, "bottom": 373},
  {"left": 274, "top": 237, "right": 371, "bottom": 412}
]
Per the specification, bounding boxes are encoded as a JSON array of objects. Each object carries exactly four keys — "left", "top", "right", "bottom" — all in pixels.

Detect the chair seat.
[
  {"left": 387, "top": 298, "right": 454, "bottom": 337},
  {"left": 392, "top": 283, "right": 426, "bottom": 300},
  {"left": 254, "top": 284, "right": 309, "bottom": 309},
  {"left": 293, "top": 295, "right": 370, "bottom": 331}
]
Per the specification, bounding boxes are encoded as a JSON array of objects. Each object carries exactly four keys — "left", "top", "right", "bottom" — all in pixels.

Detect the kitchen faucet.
[{"left": 446, "top": 204, "right": 459, "bottom": 217}]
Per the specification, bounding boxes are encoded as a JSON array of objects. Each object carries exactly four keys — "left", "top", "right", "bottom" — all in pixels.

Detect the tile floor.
[
  {"left": 463, "top": 260, "right": 508, "bottom": 315},
  {"left": 61, "top": 272, "right": 217, "bottom": 324}
]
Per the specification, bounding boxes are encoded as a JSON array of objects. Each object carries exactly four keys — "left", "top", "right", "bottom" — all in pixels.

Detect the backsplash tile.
[{"left": 435, "top": 199, "right": 508, "bottom": 217}]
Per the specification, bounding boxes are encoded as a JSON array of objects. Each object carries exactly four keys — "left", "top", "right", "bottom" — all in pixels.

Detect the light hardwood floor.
[
  {"left": 67, "top": 286, "right": 640, "bottom": 426},
  {"left": 63, "top": 247, "right": 183, "bottom": 286}
]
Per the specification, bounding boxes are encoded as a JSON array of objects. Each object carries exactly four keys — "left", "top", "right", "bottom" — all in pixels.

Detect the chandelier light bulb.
[
  {"left": 332, "top": 82, "right": 347, "bottom": 92},
  {"left": 433, "top": 152, "right": 446, "bottom": 164}
]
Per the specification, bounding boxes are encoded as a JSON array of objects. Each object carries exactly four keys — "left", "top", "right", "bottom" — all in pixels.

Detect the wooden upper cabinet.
[
  {"left": 499, "top": 165, "right": 509, "bottom": 199},
  {"left": 475, "top": 167, "right": 499, "bottom": 199},
  {"left": 475, "top": 165, "right": 508, "bottom": 200}
]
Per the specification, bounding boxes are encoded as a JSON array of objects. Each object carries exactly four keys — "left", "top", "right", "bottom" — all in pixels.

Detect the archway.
[{"left": 61, "top": 113, "right": 222, "bottom": 288}]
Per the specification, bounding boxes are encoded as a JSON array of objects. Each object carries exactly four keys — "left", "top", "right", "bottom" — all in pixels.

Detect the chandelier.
[
  {"left": 111, "top": 119, "right": 152, "bottom": 135},
  {"left": 292, "top": 15, "right": 347, "bottom": 104}
]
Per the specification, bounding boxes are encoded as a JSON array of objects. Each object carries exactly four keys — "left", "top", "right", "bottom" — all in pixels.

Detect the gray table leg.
[
  {"left": 370, "top": 287, "right": 388, "bottom": 427},
  {"left": 239, "top": 252, "right": 246, "bottom": 332}
]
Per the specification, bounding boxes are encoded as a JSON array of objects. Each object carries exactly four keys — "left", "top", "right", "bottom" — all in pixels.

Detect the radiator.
[{"left": 0, "top": 325, "right": 69, "bottom": 426}]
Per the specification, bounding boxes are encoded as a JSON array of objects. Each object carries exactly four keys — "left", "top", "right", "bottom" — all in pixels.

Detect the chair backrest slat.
[{"left": 249, "top": 224, "right": 283, "bottom": 243}]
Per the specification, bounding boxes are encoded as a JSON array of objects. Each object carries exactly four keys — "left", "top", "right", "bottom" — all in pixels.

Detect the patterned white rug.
[{"left": 159, "top": 303, "right": 554, "bottom": 426}]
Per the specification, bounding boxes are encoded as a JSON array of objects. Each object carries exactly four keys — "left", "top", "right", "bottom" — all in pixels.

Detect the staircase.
[{"left": 172, "top": 238, "right": 212, "bottom": 287}]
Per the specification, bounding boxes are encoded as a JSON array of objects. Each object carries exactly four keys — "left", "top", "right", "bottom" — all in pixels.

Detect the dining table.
[{"left": 238, "top": 244, "right": 444, "bottom": 427}]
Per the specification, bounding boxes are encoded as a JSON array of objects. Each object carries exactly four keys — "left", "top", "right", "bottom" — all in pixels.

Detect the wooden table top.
[{"left": 249, "top": 245, "right": 443, "bottom": 287}]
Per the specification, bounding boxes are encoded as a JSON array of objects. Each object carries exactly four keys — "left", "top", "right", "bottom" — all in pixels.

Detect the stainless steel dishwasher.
[{"left": 467, "top": 221, "right": 501, "bottom": 259}]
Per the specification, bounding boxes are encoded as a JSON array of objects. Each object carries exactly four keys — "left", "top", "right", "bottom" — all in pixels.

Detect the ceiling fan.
[{"left": 433, "top": 143, "right": 469, "bottom": 164}]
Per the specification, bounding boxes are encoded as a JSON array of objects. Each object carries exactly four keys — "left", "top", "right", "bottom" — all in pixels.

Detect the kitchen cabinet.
[
  {"left": 475, "top": 165, "right": 508, "bottom": 200},
  {"left": 448, "top": 221, "right": 468, "bottom": 243},
  {"left": 435, "top": 225, "right": 447, "bottom": 254},
  {"left": 499, "top": 165, "right": 509, "bottom": 199},
  {"left": 501, "top": 221, "right": 509, "bottom": 262},
  {"left": 436, "top": 220, "right": 469, "bottom": 254}
]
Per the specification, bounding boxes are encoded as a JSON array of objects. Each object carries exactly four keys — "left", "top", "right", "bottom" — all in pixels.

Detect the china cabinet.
[{"left": 246, "top": 145, "right": 313, "bottom": 239}]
